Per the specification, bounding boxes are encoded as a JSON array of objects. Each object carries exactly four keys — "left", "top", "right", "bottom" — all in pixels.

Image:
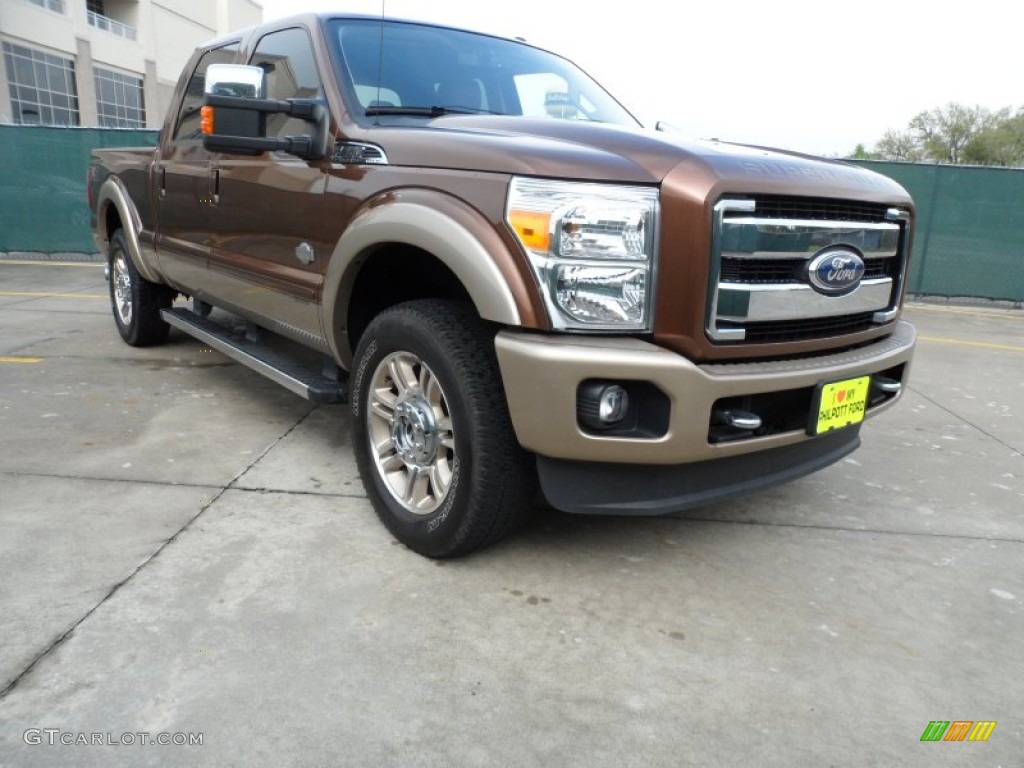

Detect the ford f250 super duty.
[{"left": 88, "top": 14, "right": 916, "bottom": 557}]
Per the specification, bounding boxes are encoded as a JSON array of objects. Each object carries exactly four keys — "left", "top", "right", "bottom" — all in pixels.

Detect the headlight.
[{"left": 506, "top": 177, "right": 659, "bottom": 331}]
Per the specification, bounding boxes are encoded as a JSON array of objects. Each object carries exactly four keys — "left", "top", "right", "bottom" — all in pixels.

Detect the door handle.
[
  {"left": 208, "top": 168, "right": 220, "bottom": 206},
  {"left": 158, "top": 165, "right": 166, "bottom": 199}
]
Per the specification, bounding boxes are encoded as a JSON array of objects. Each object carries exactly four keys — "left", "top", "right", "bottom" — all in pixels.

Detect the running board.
[{"left": 161, "top": 308, "right": 346, "bottom": 404}]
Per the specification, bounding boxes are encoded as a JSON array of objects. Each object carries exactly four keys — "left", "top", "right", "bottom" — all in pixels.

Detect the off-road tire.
[
  {"left": 108, "top": 229, "right": 173, "bottom": 346},
  {"left": 351, "top": 300, "right": 535, "bottom": 558}
]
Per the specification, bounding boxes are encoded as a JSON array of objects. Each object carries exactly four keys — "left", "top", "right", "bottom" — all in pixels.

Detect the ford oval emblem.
[{"left": 807, "top": 248, "right": 866, "bottom": 296}]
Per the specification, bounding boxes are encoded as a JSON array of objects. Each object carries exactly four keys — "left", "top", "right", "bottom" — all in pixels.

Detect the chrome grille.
[{"left": 707, "top": 197, "right": 910, "bottom": 343}]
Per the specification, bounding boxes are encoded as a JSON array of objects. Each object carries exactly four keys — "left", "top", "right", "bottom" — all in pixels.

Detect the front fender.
[
  {"left": 95, "top": 177, "right": 162, "bottom": 284},
  {"left": 322, "top": 188, "right": 544, "bottom": 365}
]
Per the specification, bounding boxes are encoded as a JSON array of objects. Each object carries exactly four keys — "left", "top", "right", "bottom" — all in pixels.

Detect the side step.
[{"left": 161, "top": 308, "right": 346, "bottom": 404}]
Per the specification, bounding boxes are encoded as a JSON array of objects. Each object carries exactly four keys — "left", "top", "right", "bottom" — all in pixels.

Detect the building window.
[
  {"left": 86, "top": 0, "right": 104, "bottom": 13},
  {"left": 93, "top": 67, "right": 146, "bottom": 128},
  {"left": 26, "top": 0, "right": 66, "bottom": 13},
  {"left": 2, "top": 41, "right": 79, "bottom": 125}
]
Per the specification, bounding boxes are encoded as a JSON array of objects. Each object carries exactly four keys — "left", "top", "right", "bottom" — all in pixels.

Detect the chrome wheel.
[
  {"left": 111, "top": 251, "right": 133, "bottom": 326},
  {"left": 367, "top": 352, "right": 456, "bottom": 515}
]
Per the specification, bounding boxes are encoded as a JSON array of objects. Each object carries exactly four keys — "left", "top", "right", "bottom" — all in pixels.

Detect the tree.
[
  {"left": 848, "top": 143, "right": 879, "bottom": 160},
  {"left": 862, "top": 102, "right": 1024, "bottom": 167},
  {"left": 873, "top": 129, "right": 923, "bottom": 162},
  {"left": 963, "top": 108, "right": 1024, "bottom": 166},
  {"left": 908, "top": 103, "right": 996, "bottom": 164}
]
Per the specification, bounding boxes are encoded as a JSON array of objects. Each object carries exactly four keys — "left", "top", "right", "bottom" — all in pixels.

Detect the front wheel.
[
  {"left": 108, "top": 229, "right": 173, "bottom": 346},
  {"left": 351, "top": 300, "right": 535, "bottom": 558}
]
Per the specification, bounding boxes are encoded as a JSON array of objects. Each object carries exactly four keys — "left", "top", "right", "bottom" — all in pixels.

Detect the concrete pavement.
[{"left": 1, "top": 261, "right": 1021, "bottom": 767}]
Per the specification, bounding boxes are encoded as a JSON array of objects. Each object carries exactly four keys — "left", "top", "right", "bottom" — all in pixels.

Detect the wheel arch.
[
  {"left": 95, "top": 176, "right": 161, "bottom": 284},
  {"left": 323, "top": 189, "right": 546, "bottom": 367}
]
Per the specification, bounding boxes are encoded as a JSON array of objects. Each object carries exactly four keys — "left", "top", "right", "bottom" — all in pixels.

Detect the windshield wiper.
[{"left": 365, "top": 105, "right": 502, "bottom": 118}]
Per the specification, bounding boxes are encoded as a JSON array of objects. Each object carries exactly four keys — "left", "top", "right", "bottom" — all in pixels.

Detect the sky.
[{"left": 258, "top": 0, "right": 1021, "bottom": 157}]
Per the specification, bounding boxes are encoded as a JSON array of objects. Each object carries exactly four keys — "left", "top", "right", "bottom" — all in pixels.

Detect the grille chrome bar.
[
  {"left": 708, "top": 199, "right": 756, "bottom": 341},
  {"left": 874, "top": 208, "right": 912, "bottom": 324},
  {"left": 721, "top": 218, "right": 900, "bottom": 260},
  {"left": 716, "top": 278, "right": 893, "bottom": 322}
]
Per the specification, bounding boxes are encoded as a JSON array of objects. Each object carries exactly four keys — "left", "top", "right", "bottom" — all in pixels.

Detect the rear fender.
[{"left": 95, "top": 176, "right": 161, "bottom": 284}]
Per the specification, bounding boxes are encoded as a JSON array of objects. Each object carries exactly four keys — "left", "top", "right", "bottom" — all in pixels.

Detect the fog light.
[
  {"left": 577, "top": 381, "right": 638, "bottom": 432},
  {"left": 577, "top": 380, "right": 670, "bottom": 437},
  {"left": 598, "top": 385, "right": 629, "bottom": 424}
]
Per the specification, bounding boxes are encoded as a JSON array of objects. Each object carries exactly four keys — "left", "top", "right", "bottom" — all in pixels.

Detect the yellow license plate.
[{"left": 810, "top": 376, "right": 871, "bottom": 435}]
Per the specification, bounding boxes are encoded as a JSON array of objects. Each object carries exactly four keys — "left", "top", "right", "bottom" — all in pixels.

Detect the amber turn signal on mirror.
[{"left": 200, "top": 106, "right": 214, "bottom": 135}]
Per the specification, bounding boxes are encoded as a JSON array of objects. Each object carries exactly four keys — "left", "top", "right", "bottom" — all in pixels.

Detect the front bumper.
[
  {"left": 495, "top": 321, "right": 915, "bottom": 466},
  {"left": 537, "top": 426, "right": 861, "bottom": 515},
  {"left": 496, "top": 322, "right": 914, "bottom": 515}
]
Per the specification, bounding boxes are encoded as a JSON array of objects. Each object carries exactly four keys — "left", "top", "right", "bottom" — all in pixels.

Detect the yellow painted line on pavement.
[
  {"left": 906, "top": 304, "right": 1024, "bottom": 321},
  {"left": 0, "top": 260, "right": 103, "bottom": 268},
  {"left": 918, "top": 335, "right": 1024, "bottom": 353},
  {"left": 0, "top": 291, "right": 106, "bottom": 299},
  {"left": 0, "top": 356, "right": 43, "bottom": 364}
]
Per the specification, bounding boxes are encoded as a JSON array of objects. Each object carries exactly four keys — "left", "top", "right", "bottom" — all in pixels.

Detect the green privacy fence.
[
  {"left": 0, "top": 125, "right": 158, "bottom": 253},
  {"left": 0, "top": 127, "right": 1020, "bottom": 302},
  {"left": 852, "top": 160, "right": 1024, "bottom": 303}
]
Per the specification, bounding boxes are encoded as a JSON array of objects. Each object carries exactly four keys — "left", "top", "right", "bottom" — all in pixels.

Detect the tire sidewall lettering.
[
  {"left": 426, "top": 456, "right": 460, "bottom": 533},
  {"left": 351, "top": 339, "right": 377, "bottom": 418}
]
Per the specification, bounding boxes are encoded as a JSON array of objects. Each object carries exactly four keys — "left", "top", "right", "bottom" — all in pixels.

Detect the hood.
[{"left": 359, "top": 116, "right": 910, "bottom": 203}]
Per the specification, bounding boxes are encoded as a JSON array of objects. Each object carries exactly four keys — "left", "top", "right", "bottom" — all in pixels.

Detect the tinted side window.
[
  {"left": 249, "top": 28, "right": 324, "bottom": 139},
  {"left": 173, "top": 43, "right": 240, "bottom": 141}
]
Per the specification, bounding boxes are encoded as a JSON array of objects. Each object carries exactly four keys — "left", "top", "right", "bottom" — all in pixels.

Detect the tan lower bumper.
[{"left": 495, "top": 322, "right": 916, "bottom": 465}]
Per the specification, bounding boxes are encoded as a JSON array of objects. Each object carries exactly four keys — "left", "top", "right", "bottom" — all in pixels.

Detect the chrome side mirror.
[{"left": 204, "top": 64, "right": 265, "bottom": 99}]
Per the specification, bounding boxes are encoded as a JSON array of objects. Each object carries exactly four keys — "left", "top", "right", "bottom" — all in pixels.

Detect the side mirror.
[{"left": 201, "top": 63, "right": 328, "bottom": 160}]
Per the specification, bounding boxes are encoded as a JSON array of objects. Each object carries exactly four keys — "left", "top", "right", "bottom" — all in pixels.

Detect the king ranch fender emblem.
[{"left": 806, "top": 247, "right": 866, "bottom": 296}]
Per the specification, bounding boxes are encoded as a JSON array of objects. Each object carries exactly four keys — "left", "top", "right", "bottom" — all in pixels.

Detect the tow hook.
[
  {"left": 712, "top": 409, "right": 763, "bottom": 431},
  {"left": 871, "top": 376, "right": 902, "bottom": 395}
]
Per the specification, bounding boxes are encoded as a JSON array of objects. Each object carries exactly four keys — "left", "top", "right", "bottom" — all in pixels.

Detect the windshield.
[{"left": 327, "top": 19, "right": 639, "bottom": 127}]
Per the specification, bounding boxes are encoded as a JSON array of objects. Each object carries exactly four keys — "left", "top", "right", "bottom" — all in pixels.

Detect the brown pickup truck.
[{"left": 88, "top": 13, "right": 916, "bottom": 557}]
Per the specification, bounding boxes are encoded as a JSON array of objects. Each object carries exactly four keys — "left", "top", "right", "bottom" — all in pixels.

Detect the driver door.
[{"left": 203, "top": 27, "right": 330, "bottom": 340}]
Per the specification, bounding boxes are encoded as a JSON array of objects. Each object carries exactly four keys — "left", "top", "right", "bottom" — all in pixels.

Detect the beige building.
[{"left": 0, "top": 0, "right": 263, "bottom": 128}]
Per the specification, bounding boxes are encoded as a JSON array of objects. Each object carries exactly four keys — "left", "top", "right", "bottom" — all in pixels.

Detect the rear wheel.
[
  {"left": 351, "top": 300, "right": 535, "bottom": 558},
  {"left": 108, "top": 229, "right": 173, "bottom": 346}
]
